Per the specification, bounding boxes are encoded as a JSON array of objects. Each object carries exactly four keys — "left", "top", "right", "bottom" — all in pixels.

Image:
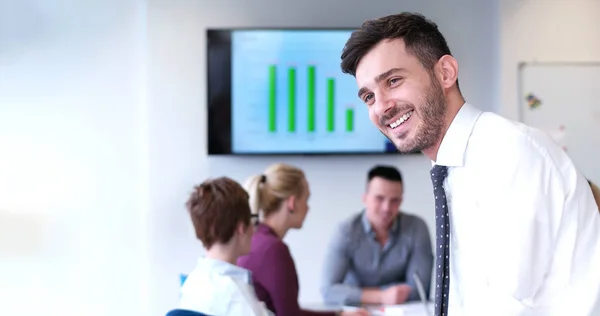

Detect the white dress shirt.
[
  {"left": 179, "top": 256, "right": 273, "bottom": 316},
  {"left": 434, "top": 103, "right": 600, "bottom": 315}
]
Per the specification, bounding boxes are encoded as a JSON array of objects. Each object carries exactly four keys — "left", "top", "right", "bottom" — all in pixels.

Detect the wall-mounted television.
[{"left": 206, "top": 28, "right": 399, "bottom": 155}]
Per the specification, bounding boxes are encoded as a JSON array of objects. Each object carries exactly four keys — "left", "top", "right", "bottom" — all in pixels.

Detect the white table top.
[{"left": 303, "top": 301, "right": 433, "bottom": 316}]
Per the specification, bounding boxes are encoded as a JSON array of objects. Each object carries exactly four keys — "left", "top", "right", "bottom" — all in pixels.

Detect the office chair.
[{"left": 165, "top": 309, "right": 212, "bottom": 316}]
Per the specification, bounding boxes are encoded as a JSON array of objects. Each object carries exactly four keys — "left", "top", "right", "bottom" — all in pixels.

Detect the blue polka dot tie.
[{"left": 431, "top": 165, "right": 450, "bottom": 316}]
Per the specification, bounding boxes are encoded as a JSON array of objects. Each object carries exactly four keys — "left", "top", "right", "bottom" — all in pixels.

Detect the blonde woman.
[{"left": 237, "top": 164, "right": 368, "bottom": 316}]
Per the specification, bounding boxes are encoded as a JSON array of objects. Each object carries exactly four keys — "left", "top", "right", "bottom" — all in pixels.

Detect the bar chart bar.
[
  {"left": 327, "top": 78, "right": 335, "bottom": 132},
  {"left": 346, "top": 107, "right": 354, "bottom": 132},
  {"left": 268, "top": 65, "right": 277, "bottom": 132},
  {"left": 307, "top": 66, "right": 316, "bottom": 132},
  {"left": 288, "top": 67, "right": 296, "bottom": 132}
]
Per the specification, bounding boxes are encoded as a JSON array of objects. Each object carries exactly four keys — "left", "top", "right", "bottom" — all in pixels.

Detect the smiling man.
[
  {"left": 339, "top": 12, "right": 600, "bottom": 316},
  {"left": 321, "top": 165, "right": 433, "bottom": 307}
]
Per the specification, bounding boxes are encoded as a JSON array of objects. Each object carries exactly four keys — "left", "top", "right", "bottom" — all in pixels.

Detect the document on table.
[{"left": 343, "top": 302, "right": 434, "bottom": 316}]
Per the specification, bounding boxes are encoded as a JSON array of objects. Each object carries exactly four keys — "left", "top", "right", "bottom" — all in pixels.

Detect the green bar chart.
[
  {"left": 287, "top": 67, "right": 296, "bottom": 132},
  {"left": 327, "top": 78, "right": 335, "bottom": 132},
  {"left": 268, "top": 65, "right": 277, "bottom": 132},
  {"left": 307, "top": 66, "right": 316, "bottom": 132},
  {"left": 267, "top": 64, "right": 353, "bottom": 134},
  {"left": 346, "top": 107, "right": 354, "bottom": 132}
]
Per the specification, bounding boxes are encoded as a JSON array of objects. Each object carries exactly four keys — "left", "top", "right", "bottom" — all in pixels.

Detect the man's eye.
[{"left": 389, "top": 77, "right": 402, "bottom": 85}]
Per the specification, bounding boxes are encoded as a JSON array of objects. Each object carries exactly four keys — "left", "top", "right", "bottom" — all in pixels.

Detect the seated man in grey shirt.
[{"left": 321, "top": 165, "right": 433, "bottom": 306}]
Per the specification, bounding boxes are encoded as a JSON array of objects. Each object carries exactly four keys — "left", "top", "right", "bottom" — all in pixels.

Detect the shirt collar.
[
  {"left": 196, "top": 256, "right": 253, "bottom": 285},
  {"left": 256, "top": 223, "right": 278, "bottom": 237},
  {"left": 361, "top": 210, "right": 400, "bottom": 235},
  {"left": 433, "top": 102, "right": 483, "bottom": 167}
]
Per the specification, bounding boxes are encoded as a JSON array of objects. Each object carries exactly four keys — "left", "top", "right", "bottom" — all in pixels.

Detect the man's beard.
[{"left": 383, "top": 78, "right": 447, "bottom": 154}]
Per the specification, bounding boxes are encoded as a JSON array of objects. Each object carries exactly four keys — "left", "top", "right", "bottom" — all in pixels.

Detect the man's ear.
[{"left": 436, "top": 55, "right": 459, "bottom": 89}]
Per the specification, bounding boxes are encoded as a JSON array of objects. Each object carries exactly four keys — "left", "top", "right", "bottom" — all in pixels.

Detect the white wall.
[
  {"left": 499, "top": 0, "right": 600, "bottom": 186},
  {"left": 499, "top": 0, "right": 600, "bottom": 120},
  {"left": 147, "top": 0, "right": 499, "bottom": 315},
  {"left": 0, "top": 1, "right": 149, "bottom": 315}
]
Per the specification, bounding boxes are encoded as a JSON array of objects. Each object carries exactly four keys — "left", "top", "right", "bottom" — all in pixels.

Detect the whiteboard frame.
[{"left": 517, "top": 61, "right": 600, "bottom": 123}]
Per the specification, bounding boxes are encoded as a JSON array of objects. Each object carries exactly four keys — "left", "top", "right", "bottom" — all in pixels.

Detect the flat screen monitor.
[{"left": 206, "top": 28, "right": 399, "bottom": 155}]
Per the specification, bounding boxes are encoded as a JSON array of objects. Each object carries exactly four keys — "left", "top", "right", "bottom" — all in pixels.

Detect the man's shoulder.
[
  {"left": 328, "top": 212, "right": 365, "bottom": 248},
  {"left": 336, "top": 212, "right": 365, "bottom": 234},
  {"left": 468, "top": 111, "right": 582, "bottom": 192},
  {"left": 473, "top": 111, "right": 530, "bottom": 145},
  {"left": 471, "top": 111, "right": 567, "bottom": 164},
  {"left": 398, "top": 212, "right": 429, "bottom": 234},
  {"left": 399, "top": 212, "right": 427, "bottom": 226}
]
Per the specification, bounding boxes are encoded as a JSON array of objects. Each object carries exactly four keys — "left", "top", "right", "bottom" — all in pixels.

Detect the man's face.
[
  {"left": 355, "top": 38, "right": 446, "bottom": 154},
  {"left": 363, "top": 177, "right": 403, "bottom": 230}
]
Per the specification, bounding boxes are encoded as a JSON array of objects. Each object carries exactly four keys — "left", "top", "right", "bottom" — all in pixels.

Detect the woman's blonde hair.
[{"left": 245, "top": 163, "right": 306, "bottom": 218}]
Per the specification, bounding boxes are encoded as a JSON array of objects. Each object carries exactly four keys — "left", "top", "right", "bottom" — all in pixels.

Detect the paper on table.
[
  {"left": 374, "top": 306, "right": 405, "bottom": 316},
  {"left": 343, "top": 306, "right": 404, "bottom": 316},
  {"left": 342, "top": 306, "right": 394, "bottom": 316},
  {"left": 344, "top": 302, "right": 432, "bottom": 316}
]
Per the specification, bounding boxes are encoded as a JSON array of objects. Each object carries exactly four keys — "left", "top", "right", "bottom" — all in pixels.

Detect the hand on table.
[
  {"left": 340, "top": 308, "right": 370, "bottom": 316},
  {"left": 381, "top": 284, "right": 411, "bottom": 305}
]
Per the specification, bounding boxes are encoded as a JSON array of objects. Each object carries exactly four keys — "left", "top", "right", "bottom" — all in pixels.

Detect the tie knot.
[{"left": 430, "top": 164, "right": 448, "bottom": 183}]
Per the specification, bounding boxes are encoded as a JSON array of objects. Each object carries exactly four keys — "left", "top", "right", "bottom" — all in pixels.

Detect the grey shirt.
[{"left": 321, "top": 211, "right": 433, "bottom": 305}]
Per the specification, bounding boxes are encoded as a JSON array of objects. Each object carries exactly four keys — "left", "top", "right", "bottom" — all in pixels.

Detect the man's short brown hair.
[
  {"left": 185, "top": 177, "right": 251, "bottom": 249},
  {"left": 341, "top": 12, "right": 453, "bottom": 78}
]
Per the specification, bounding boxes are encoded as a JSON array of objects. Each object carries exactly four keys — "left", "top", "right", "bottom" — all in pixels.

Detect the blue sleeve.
[
  {"left": 404, "top": 217, "right": 434, "bottom": 301},
  {"left": 320, "top": 222, "right": 362, "bottom": 305}
]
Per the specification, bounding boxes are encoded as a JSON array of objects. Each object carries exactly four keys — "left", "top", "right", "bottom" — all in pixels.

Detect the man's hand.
[
  {"left": 340, "top": 308, "right": 370, "bottom": 316},
  {"left": 381, "top": 284, "right": 411, "bottom": 305}
]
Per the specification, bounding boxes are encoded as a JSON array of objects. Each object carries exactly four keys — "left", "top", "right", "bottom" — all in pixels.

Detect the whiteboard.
[{"left": 518, "top": 62, "right": 600, "bottom": 184}]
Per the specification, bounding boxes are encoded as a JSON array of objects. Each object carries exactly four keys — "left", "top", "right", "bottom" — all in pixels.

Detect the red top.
[{"left": 237, "top": 224, "right": 337, "bottom": 316}]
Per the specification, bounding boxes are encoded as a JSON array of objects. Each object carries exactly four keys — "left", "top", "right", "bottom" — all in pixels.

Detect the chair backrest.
[{"left": 165, "top": 309, "right": 211, "bottom": 316}]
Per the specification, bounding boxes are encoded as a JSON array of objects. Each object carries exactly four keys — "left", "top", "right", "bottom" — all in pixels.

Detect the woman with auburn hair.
[
  {"left": 177, "top": 177, "right": 272, "bottom": 316},
  {"left": 237, "top": 163, "right": 369, "bottom": 316}
]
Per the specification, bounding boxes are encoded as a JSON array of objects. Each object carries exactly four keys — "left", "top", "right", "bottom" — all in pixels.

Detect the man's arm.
[
  {"left": 321, "top": 223, "right": 365, "bottom": 305},
  {"left": 403, "top": 217, "right": 434, "bottom": 301},
  {"left": 369, "top": 218, "right": 433, "bottom": 303},
  {"left": 474, "top": 134, "right": 566, "bottom": 313}
]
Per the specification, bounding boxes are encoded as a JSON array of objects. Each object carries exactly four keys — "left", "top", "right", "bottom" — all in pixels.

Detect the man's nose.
[
  {"left": 381, "top": 200, "right": 393, "bottom": 211},
  {"left": 373, "top": 92, "right": 395, "bottom": 118}
]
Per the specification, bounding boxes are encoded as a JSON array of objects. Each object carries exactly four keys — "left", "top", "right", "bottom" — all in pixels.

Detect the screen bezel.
[{"left": 206, "top": 27, "right": 407, "bottom": 156}]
